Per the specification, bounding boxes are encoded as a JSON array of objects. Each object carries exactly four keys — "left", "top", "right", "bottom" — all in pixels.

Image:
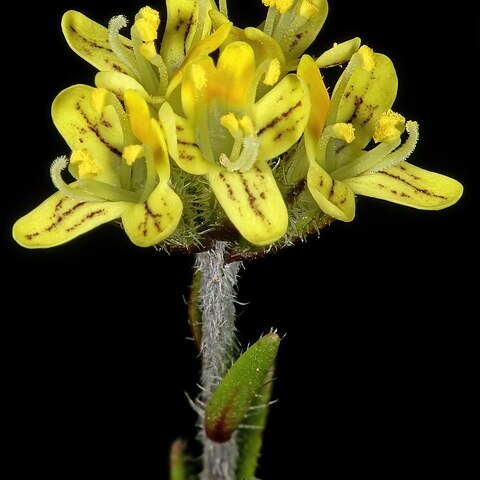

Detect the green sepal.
[
  {"left": 204, "top": 332, "right": 280, "bottom": 443},
  {"left": 236, "top": 366, "right": 275, "bottom": 480}
]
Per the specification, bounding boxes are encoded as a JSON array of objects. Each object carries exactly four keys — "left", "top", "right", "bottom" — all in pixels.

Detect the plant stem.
[{"left": 195, "top": 241, "right": 242, "bottom": 480}]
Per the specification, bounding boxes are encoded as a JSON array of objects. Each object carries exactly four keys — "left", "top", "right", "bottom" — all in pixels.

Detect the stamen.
[
  {"left": 358, "top": 45, "right": 375, "bottom": 72},
  {"left": 50, "top": 156, "right": 103, "bottom": 202},
  {"left": 123, "top": 144, "right": 145, "bottom": 165},
  {"left": 91, "top": 88, "right": 109, "bottom": 115},
  {"left": 134, "top": 7, "right": 160, "bottom": 42},
  {"left": 220, "top": 113, "right": 243, "bottom": 163},
  {"left": 140, "top": 42, "right": 169, "bottom": 95},
  {"left": 190, "top": 0, "right": 208, "bottom": 54},
  {"left": 138, "top": 145, "right": 158, "bottom": 203},
  {"left": 219, "top": 0, "right": 229, "bottom": 17},
  {"left": 51, "top": 156, "right": 141, "bottom": 203},
  {"left": 70, "top": 149, "right": 102, "bottom": 179},
  {"left": 108, "top": 15, "right": 141, "bottom": 79},
  {"left": 247, "top": 58, "right": 278, "bottom": 104},
  {"left": 373, "top": 109, "right": 406, "bottom": 143},
  {"left": 315, "top": 123, "right": 355, "bottom": 171},
  {"left": 331, "top": 138, "right": 401, "bottom": 180},
  {"left": 263, "top": 3, "right": 280, "bottom": 36},
  {"left": 263, "top": 58, "right": 281, "bottom": 86},
  {"left": 364, "top": 121, "right": 419, "bottom": 174},
  {"left": 262, "top": 0, "right": 295, "bottom": 14}
]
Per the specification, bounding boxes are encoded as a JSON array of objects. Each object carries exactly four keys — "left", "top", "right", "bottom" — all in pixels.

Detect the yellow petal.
[
  {"left": 307, "top": 161, "right": 355, "bottom": 221},
  {"left": 166, "top": 22, "right": 232, "bottom": 97},
  {"left": 315, "top": 37, "right": 361, "bottom": 68},
  {"left": 52, "top": 85, "right": 123, "bottom": 187},
  {"left": 172, "top": 115, "right": 213, "bottom": 174},
  {"left": 160, "top": 0, "right": 210, "bottom": 77},
  {"left": 243, "top": 27, "right": 286, "bottom": 67},
  {"left": 344, "top": 162, "right": 464, "bottom": 210},
  {"left": 123, "top": 90, "right": 152, "bottom": 143},
  {"left": 331, "top": 48, "right": 398, "bottom": 148},
  {"left": 121, "top": 183, "right": 183, "bottom": 247},
  {"left": 181, "top": 56, "right": 217, "bottom": 121},
  {"left": 62, "top": 10, "right": 135, "bottom": 76},
  {"left": 276, "top": 0, "right": 328, "bottom": 60},
  {"left": 209, "top": 12, "right": 286, "bottom": 68},
  {"left": 208, "top": 163, "right": 288, "bottom": 245},
  {"left": 123, "top": 91, "right": 168, "bottom": 162},
  {"left": 253, "top": 74, "right": 310, "bottom": 161},
  {"left": 95, "top": 71, "right": 150, "bottom": 101},
  {"left": 12, "top": 190, "right": 128, "bottom": 248},
  {"left": 158, "top": 102, "right": 179, "bottom": 163},
  {"left": 216, "top": 42, "right": 256, "bottom": 106},
  {"left": 297, "top": 55, "right": 330, "bottom": 162}
]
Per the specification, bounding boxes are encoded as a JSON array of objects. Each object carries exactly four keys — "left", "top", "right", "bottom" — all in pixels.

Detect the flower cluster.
[{"left": 13, "top": 0, "right": 463, "bottom": 253}]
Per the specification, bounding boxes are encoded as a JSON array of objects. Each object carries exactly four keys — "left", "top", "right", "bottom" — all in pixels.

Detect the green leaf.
[
  {"left": 204, "top": 332, "right": 280, "bottom": 443},
  {"left": 169, "top": 439, "right": 188, "bottom": 480},
  {"left": 236, "top": 366, "right": 275, "bottom": 480},
  {"left": 187, "top": 269, "right": 203, "bottom": 351}
]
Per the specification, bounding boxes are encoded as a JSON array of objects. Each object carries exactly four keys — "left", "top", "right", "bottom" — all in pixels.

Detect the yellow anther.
[
  {"left": 220, "top": 113, "right": 240, "bottom": 134},
  {"left": 219, "top": 153, "right": 231, "bottom": 167},
  {"left": 239, "top": 116, "right": 255, "bottom": 135},
  {"left": 91, "top": 88, "right": 109, "bottom": 115},
  {"left": 373, "top": 109, "right": 406, "bottom": 143},
  {"left": 122, "top": 144, "right": 145, "bottom": 166},
  {"left": 262, "top": 0, "right": 295, "bottom": 14},
  {"left": 300, "top": 0, "right": 318, "bottom": 19},
  {"left": 264, "top": 58, "right": 281, "bottom": 86},
  {"left": 140, "top": 41, "right": 157, "bottom": 60},
  {"left": 135, "top": 18, "right": 158, "bottom": 42},
  {"left": 134, "top": 7, "right": 160, "bottom": 42},
  {"left": 192, "top": 64, "right": 207, "bottom": 91},
  {"left": 332, "top": 123, "right": 355, "bottom": 143},
  {"left": 70, "top": 149, "right": 102, "bottom": 177},
  {"left": 358, "top": 45, "right": 375, "bottom": 72}
]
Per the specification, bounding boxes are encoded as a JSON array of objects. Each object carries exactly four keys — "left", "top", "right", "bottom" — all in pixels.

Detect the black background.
[{"left": 3, "top": 1, "right": 478, "bottom": 478}]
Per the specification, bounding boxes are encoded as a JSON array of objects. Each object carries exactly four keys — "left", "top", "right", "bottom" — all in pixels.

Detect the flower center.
[
  {"left": 217, "top": 113, "right": 260, "bottom": 172},
  {"left": 50, "top": 146, "right": 158, "bottom": 204}
]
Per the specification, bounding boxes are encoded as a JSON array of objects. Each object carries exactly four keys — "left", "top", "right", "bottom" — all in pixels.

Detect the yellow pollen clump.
[
  {"left": 122, "top": 144, "right": 145, "bottom": 166},
  {"left": 70, "top": 149, "right": 102, "bottom": 177},
  {"left": 358, "top": 45, "right": 375, "bottom": 72},
  {"left": 264, "top": 59, "right": 281, "bottom": 86},
  {"left": 91, "top": 88, "right": 109, "bottom": 115},
  {"left": 332, "top": 123, "right": 355, "bottom": 143},
  {"left": 239, "top": 116, "right": 255, "bottom": 135},
  {"left": 373, "top": 109, "right": 406, "bottom": 143},
  {"left": 220, "top": 113, "right": 240, "bottom": 134},
  {"left": 300, "top": 0, "right": 318, "bottom": 19},
  {"left": 135, "top": 7, "right": 160, "bottom": 42},
  {"left": 262, "top": 0, "right": 295, "bottom": 14}
]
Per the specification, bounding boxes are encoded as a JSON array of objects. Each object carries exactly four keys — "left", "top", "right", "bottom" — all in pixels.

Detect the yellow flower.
[
  {"left": 299, "top": 46, "right": 463, "bottom": 221},
  {"left": 13, "top": 87, "right": 182, "bottom": 248},
  {"left": 211, "top": 1, "right": 333, "bottom": 75},
  {"left": 168, "top": 41, "right": 311, "bottom": 245},
  {"left": 61, "top": 1, "right": 229, "bottom": 102},
  {"left": 260, "top": 0, "right": 329, "bottom": 63}
]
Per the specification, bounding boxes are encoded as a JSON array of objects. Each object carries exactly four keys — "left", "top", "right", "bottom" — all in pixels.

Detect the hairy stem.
[{"left": 195, "top": 241, "right": 242, "bottom": 480}]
